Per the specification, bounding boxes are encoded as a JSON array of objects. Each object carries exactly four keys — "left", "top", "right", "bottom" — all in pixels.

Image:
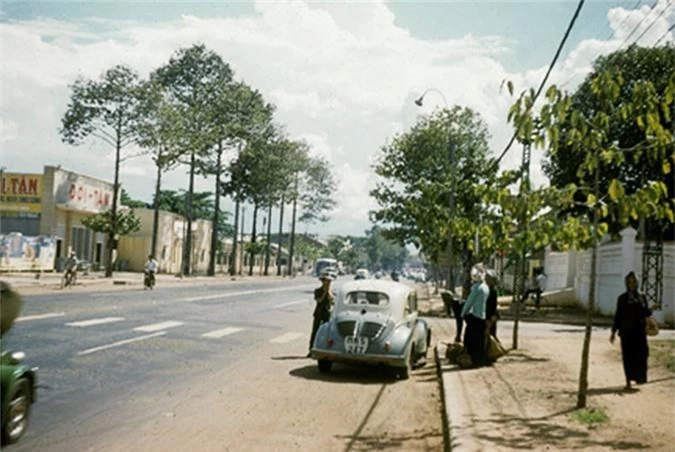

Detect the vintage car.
[
  {"left": 354, "top": 268, "right": 370, "bottom": 280},
  {"left": 1, "top": 282, "right": 37, "bottom": 445},
  {"left": 310, "top": 280, "right": 431, "bottom": 379}
]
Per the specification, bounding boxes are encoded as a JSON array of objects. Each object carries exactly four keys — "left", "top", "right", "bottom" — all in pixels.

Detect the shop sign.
[
  {"left": 54, "top": 171, "right": 115, "bottom": 214},
  {"left": 0, "top": 173, "right": 42, "bottom": 213}
]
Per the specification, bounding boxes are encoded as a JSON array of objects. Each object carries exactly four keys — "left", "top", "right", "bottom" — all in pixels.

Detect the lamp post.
[{"left": 414, "top": 89, "right": 457, "bottom": 292}]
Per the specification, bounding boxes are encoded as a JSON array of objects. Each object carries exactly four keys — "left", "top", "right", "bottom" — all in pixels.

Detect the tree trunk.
[
  {"left": 264, "top": 203, "right": 272, "bottom": 276},
  {"left": 248, "top": 203, "right": 258, "bottom": 276},
  {"left": 105, "top": 124, "right": 122, "bottom": 278},
  {"left": 239, "top": 205, "right": 246, "bottom": 276},
  {"left": 208, "top": 141, "right": 223, "bottom": 276},
  {"left": 288, "top": 176, "right": 298, "bottom": 277},
  {"left": 230, "top": 197, "right": 240, "bottom": 276},
  {"left": 183, "top": 151, "right": 195, "bottom": 276},
  {"left": 151, "top": 158, "right": 162, "bottom": 263},
  {"left": 277, "top": 195, "right": 285, "bottom": 276},
  {"left": 577, "top": 164, "right": 601, "bottom": 409},
  {"left": 512, "top": 255, "right": 525, "bottom": 350}
]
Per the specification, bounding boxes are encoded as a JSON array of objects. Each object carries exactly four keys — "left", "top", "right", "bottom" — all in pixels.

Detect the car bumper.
[{"left": 310, "top": 349, "right": 407, "bottom": 367}]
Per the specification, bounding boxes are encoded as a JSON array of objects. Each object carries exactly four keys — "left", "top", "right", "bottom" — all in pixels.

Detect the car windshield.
[{"left": 345, "top": 291, "right": 389, "bottom": 306}]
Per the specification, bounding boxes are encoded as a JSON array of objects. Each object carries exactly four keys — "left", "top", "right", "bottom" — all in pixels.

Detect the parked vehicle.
[
  {"left": 354, "top": 268, "right": 370, "bottom": 280},
  {"left": 314, "top": 258, "right": 337, "bottom": 278},
  {"left": 0, "top": 282, "right": 37, "bottom": 445},
  {"left": 144, "top": 271, "right": 156, "bottom": 290},
  {"left": 310, "top": 280, "right": 431, "bottom": 379}
]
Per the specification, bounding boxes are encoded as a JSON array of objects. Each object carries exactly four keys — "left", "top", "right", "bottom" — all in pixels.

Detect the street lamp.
[{"left": 415, "top": 88, "right": 457, "bottom": 292}]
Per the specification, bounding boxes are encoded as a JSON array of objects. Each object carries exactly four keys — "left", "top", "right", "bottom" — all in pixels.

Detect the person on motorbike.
[
  {"left": 144, "top": 255, "right": 158, "bottom": 288},
  {"left": 63, "top": 252, "right": 79, "bottom": 286}
]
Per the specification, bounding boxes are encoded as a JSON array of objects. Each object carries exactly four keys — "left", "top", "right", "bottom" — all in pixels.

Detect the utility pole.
[{"left": 447, "top": 140, "right": 457, "bottom": 291}]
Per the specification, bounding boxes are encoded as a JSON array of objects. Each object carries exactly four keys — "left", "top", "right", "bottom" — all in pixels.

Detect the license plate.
[{"left": 344, "top": 336, "right": 368, "bottom": 354}]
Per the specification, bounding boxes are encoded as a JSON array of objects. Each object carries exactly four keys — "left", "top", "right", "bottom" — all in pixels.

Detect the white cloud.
[{"left": 1, "top": 0, "right": 672, "bottom": 236}]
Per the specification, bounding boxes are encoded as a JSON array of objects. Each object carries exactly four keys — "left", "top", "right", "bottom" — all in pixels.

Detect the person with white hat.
[
  {"left": 461, "top": 263, "right": 490, "bottom": 367},
  {"left": 307, "top": 270, "right": 335, "bottom": 357}
]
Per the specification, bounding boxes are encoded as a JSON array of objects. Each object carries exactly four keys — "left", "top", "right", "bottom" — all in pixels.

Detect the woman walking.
[{"left": 610, "top": 272, "right": 652, "bottom": 390}]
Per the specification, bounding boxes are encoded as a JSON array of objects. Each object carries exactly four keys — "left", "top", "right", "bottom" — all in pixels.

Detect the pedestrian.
[
  {"left": 610, "top": 271, "right": 652, "bottom": 390},
  {"left": 485, "top": 269, "right": 500, "bottom": 340},
  {"left": 308, "top": 270, "right": 335, "bottom": 357},
  {"left": 461, "top": 263, "right": 489, "bottom": 367}
]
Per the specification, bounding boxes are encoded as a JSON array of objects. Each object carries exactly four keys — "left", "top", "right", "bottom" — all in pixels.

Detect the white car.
[
  {"left": 354, "top": 268, "right": 370, "bottom": 280},
  {"left": 310, "top": 280, "right": 431, "bottom": 379}
]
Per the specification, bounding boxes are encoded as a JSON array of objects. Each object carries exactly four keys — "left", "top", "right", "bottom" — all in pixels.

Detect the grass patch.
[
  {"left": 571, "top": 408, "right": 609, "bottom": 426},
  {"left": 650, "top": 340, "right": 675, "bottom": 373}
]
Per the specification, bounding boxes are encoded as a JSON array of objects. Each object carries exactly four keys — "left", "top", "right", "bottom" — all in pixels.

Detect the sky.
[{"left": 1, "top": 0, "right": 674, "bottom": 239}]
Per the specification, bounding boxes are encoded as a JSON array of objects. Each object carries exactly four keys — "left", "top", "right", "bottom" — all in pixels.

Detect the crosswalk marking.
[
  {"left": 273, "top": 300, "right": 306, "bottom": 309},
  {"left": 77, "top": 332, "right": 166, "bottom": 356},
  {"left": 16, "top": 312, "right": 66, "bottom": 322},
  {"left": 66, "top": 317, "right": 125, "bottom": 327},
  {"left": 270, "top": 332, "right": 305, "bottom": 344},
  {"left": 201, "top": 327, "right": 244, "bottom": 339},
  {"left": 134, "top": 321, "right": 184, "bottom": 333}
]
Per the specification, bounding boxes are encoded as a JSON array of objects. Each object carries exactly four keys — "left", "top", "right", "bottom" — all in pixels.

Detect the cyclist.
[
  {"left": 144, "top": 255, "right": 159, "bottom": 288},
  {"left": 63, "top": 252, "right": 79, "bottom": 287}
]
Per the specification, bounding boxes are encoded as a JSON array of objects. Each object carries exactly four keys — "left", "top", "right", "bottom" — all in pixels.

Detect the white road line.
[
  {"left": 270, "top": 332, "right": 305, "bottom": 344},
  {"left": 66, "top": 317, "right": 126, "bottom": 328},
  {"left": 77, "top": 332, "right": 166, "bottom": 356},
  {"left": 178, "top": 285, "right": 313, "bottom": 303},
  {"left": 134, "top": 321, "right": 184, "bottom": 333},
  {"left": 273, "top": 300, "right": 306, "bottom": 309},
  {"left": 16, "top": 312, "right": 66, "bottom": 322},
  {"left": 201, "top": 327, "right": 244, "bottom": 339}
]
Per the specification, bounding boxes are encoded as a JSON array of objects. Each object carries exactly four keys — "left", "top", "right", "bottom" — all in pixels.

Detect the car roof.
[{"left": 338, "top": 280, "right": 414, "bottom": 306}]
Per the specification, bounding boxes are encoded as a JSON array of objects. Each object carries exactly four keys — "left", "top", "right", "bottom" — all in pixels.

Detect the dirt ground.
[{"left": 424, "top": 289, "right": 675, "bottom": 451}]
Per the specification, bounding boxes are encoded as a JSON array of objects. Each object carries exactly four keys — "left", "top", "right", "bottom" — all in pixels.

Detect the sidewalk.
[
  {"left": 422, "top": 292, "right": 675, "bottom": 452},
  {"left": 0, "top": 270, "right": 290, "bottom": 294}
]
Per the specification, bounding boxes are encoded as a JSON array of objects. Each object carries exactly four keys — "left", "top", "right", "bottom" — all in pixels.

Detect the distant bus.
[{"left": 315, "top": 258, "right": 337, "bottom": 277}]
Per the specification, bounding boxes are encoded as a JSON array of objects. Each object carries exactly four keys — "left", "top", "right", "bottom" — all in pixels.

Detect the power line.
[
  {"left": 493, "top": 0, "right": 586, "bottom": 169},
  {"left": 607, "top": 0, "right": 644, "bottom": 40},
  {"left": 630, "top": 0, "right": 673, "bottom": 45},
  {"left": 653, "top": 23, "right": 675, "bottom": 46},
  {"left": 619, "top": 0, "right": 659, "bottom": 48}
]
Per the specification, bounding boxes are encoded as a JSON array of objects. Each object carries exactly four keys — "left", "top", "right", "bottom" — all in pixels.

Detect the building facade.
[{"left": 1, "top": 166, "right": 114, "bottom": 270}]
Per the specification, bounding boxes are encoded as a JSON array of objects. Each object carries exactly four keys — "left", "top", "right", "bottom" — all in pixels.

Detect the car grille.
[
  {"left": 359, "top": 321, "right": 386, "bottom": 340},
  {"left": 337, "top": 321, "right": 357, "bottom": 337}
]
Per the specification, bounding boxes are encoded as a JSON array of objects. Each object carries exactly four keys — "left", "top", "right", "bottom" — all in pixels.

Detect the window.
[
  {"left": 161, "top": 246, "right": 167, "bottom": 260},
  {"left": 201, "top": 250, "right": 205, "bottom": 262},
  {"left": 346, "top": 291, "right": 389, "bottom": 306}
]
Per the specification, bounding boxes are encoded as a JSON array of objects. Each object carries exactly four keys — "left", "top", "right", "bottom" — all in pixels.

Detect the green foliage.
[
  {"left": 61, "top": 65, "right": 144, "bottom": 150},
  {"left": 543, "top": 46, "right": 675, "bottom": 237},
  {"left": 81, "top": 209, "right": 141, "bottom": 237},
  {"left": 299, "top": 156, "right": 337, "bottom": 225},
  {"left": 371, "top": 105, "right": 496, "bottom": 265},
  {"left": 155, "top": 190, "right": 233, "bottom": 238},
  {"left": 121, "top": 189, "right": 147, "bottom": 209},
  {"left": 571, "top": 408, "right": 609, "bottom": 426}
]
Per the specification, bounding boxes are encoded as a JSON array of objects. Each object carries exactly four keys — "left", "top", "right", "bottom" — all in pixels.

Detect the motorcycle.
[
  {"left": 144, "top": 271, "right": 156, "bottom": 290},
  {"left": 0, "top": 282, "right": 37, "bottom": 445}
]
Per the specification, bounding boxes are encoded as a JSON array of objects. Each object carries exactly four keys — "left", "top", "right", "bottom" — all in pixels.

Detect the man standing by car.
[{"left": 308, "top": 271, "right": 335, "bottom": 357}]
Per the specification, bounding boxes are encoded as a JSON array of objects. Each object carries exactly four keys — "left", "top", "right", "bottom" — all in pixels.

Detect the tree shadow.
[
  {"left": 578, "top": 376, "right": 675, "bottom": 396},
  {"left": 499, "top": 351, "right": 550, "bottom": 364},
  {"left": 335, "top": 429, "right": 443, "bottom": 451},
  {"left": 472, "top": 411, "right": 650, "bottom": 450}
]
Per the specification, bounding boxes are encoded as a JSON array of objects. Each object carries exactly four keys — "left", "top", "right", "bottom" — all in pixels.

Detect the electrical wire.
[
  {"left": 492, "top": 0, "right": 586, "bottom": 169},
  {"left": 653, "top": 23, "right": 675, "bottom": 46},
  {"left": 619, "top": 0, "right": 660, "bottom": 48},
  {"left": 630, "top": 0, "right": 673, "bottom": 45}
]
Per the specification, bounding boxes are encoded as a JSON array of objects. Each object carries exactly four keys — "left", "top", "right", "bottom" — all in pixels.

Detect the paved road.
[{"left": 4, "top": 278, "right": 443, "bottom": 451}]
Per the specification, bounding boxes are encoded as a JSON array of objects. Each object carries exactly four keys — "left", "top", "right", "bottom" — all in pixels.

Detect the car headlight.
[{"left": 10, "top": 351, "right": 25, "bottom": 364}]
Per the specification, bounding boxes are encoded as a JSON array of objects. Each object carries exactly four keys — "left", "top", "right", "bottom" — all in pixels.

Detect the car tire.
[
  {"left": 318, "top": 360, "right": 332, "bottom": 373},
  {"left": 2, "top": 378, "right": 31, "bottom": 445}
]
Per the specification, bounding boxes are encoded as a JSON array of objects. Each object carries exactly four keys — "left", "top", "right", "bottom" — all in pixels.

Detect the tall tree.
[
  {"left": 61, "top": 65, "right": 144, "bottom": 277},
  {"left": 371, "top": 106, "right": 496, "bottom": 285},
  {"left": 545, "top": 45, "right": 675, "bottom": 240},
  {"left": 153, "top": 44, "right": 233, "bottom": 275},
  {"left": 509, "top": 68, "right": 674, "bottom": 408}
]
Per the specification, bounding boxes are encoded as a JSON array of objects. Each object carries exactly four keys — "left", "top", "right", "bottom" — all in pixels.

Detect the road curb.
[{"left": 434, "top": 345, "right": 451, "bottom": 452}]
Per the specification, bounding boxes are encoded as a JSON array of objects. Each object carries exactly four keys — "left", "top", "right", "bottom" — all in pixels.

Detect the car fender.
[{"left": 1, "top": 364, "right": 37, "bottom": 418}]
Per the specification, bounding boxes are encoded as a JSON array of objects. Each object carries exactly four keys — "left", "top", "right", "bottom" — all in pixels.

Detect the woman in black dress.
[{"left": 610, "top": 272, "right": 652, "bottom": 390}]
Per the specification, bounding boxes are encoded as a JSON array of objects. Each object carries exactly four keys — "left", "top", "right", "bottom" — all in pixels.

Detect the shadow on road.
[
  {"left": 270, "top": 355, "right": 308, "bottom": 361},
  {"left": 289, "top": 363, "right": 403, "bottom": 384}
]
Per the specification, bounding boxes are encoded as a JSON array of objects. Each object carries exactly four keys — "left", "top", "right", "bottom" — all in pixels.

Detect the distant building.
[{"left": 1, "top": 165, "right": 115, "bottom": 269}]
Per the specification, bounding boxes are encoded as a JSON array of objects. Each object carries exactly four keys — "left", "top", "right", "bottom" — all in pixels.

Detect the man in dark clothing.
[
  {"left": 308, "top": 271, "right": 335, "bottom": 357},
  {"left": 610, "top": 272, "right": 652, "bottom": 390},
  {"left": 485, "top": 270, "right": 500, "bottom": 340}
]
